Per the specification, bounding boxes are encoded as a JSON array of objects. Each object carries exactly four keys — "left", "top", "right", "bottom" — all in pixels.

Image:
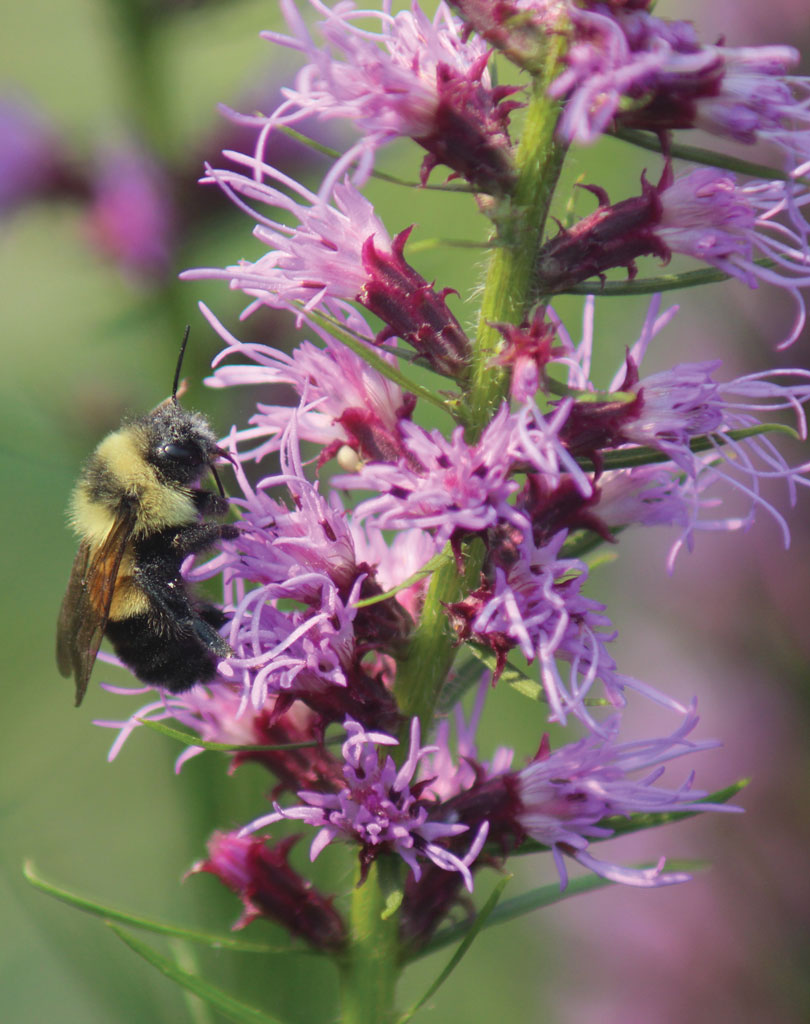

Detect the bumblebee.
[{"left": 57, "top": 329, "right": 238, "bottom": 706}]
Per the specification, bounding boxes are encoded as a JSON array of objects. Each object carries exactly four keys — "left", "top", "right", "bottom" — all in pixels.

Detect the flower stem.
[
  {"left": 338, "top": 858, "right": 402, "bottom": 1024},
  {"left": 395, "top": 41, "right": 569, "bottom": 733},
  {"left": 394, "top": 538, "right": 486, "bottom": 728},
  {"left": 466, "top": 36, "right": 569, "bottom": 436}
]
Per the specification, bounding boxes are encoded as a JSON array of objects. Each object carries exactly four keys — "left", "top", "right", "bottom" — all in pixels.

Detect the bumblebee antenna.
[{"left": 172, "top": 325, "right": 191, "bottom": 404}]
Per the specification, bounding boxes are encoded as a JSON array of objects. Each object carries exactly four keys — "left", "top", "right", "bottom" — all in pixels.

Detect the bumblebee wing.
[{"left": 56, "top": 506, "right": 137, "bottom": 707}]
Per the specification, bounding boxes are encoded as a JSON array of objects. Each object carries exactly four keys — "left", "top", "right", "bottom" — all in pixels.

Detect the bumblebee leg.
[
  {"left": 191, "top": 490, "right": 231, "bottom": 517},
  {"left": 170, "top": 521, "right": 239, "bottom": 557}
]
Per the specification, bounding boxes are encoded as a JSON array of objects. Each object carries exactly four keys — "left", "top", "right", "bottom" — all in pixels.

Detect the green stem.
[
  {"left": 394, "top": 538, "right": 485, "bottom": 727},
  {"left": 465, "top": 33, "right": 569, "bottom": 436},
  {"left": 394, "top": 39, "right": 569, "bottom": 733},
  {"left": 338, "top": 859, "right": 402, "bottom": 1024}
]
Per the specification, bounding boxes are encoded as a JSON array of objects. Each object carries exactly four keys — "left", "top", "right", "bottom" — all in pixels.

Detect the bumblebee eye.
[{"left": 160, "top": 441, "right": 203, "bottom": 467}]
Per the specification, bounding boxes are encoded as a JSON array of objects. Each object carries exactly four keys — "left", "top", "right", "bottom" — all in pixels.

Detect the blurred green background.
[{"left": 2, "top": 1, "right": 810, "bottom": 1021}]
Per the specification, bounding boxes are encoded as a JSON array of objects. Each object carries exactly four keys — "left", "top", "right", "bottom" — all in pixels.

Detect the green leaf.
[
  {"left": 405, "top": 237, "right": 493, "bottom": 254},
  {"left": 109, "top": 925, "right": 288, "bottom": 1024},
  {"left": 396, "top": 875, "right": 512, "bottom": 1022},
  {"left": 416, "top": 873, "right": 610, "bottom": 959},
  {"left": 170, "top": 940, "right": 219, "bottom": 1024},
  {"left": 417, "top": 860, "right": 705, "bottom": 960},
  {"left": 22, "top": 861, "right": 296, "bottom": 955},
  {"left": 561, "top": 526, "right": 624, "bottom": 561},
  {"left": 600, "top": 778, "right": 748, "bottom": 837},
  {"left": 465, "top": 642, "right": 609, "bottom": 708},
  {"left": 567, "top": 262, "right": 778, "bottom": 296},
  {"left": 137, "top": 718, "right": 340, "bottom": 754},
  {"left": 576, "top": 424, "right": 798, "bottom": 473},
  {"left": 612, "top": 126, "right": 804, "bottom": 185},
  {"left": 352, "top": 551, "right": 454, "bottom": 609},
  {"left": 465, "top": 641, "right": 540, "bottom": 700},
  {"left": 300, "top": 306, "right": 457, "bottom": 409},
  {"left": 508, "top": 780, "right": 747, "bottom": 858}
]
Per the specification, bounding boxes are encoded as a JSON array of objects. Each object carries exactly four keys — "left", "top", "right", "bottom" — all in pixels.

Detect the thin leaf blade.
[
  {"left": 23, "top": 861, "right": 294, "bottom": 955},
  {"left": 109, "top": 925, "right": 288, "bottom": 1024},
  {"left": 397, "top": 875, "right": 512, "bottom": 1022}
]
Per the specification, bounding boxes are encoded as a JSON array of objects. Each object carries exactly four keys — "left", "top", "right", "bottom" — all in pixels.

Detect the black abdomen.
[{"left": 105, "top": 603, "right": 230, "bottom": 692}]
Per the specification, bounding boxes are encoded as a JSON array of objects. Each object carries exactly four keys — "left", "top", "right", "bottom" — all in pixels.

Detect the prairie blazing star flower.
[
  {"left": 420, "top": 704, "right": 738, "bottom": 890},
  {"left": 242, "top": 717, "right": 489, "bottom": 891},
  {"left": 536, "top": 167, "right": 810, "bottom": 345},
  {"left": 550, "top": 4, "right": 810, "bottom": 168},
  {"left": 236, "top": 0, "right": 519, "bottom": 195},
  {"left": 509, "top": 704, "right": 741, "bottom": 889},
  {"left": 559, "top": 296, "right": 810, "bottom": 549},
  {"left": 200, "top": 301, "right": 414, "bottom": 464},
  {"left": 185, "top": 159, "right": 471, "bottom": 377},
  {"left": 190, "top": 831, "right": 347, "bottom": 948},
  {"left": 334, "top": 406, "right": 522, "bottom": 548},
  {"left": 449, "top": 526, "right": 685, "bottom": 730}
]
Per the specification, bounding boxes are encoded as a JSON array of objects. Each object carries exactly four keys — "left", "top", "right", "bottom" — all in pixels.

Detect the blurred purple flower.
[
  {"left": 0, "top": 95, "right": 74, "bottom": 212},
  {"left": 85, "top": 145, "right": 175, "bottom": 281}
]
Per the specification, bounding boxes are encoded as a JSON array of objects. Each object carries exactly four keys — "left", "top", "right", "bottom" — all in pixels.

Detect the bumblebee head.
[{"left": 142, "top": 402, "right": 232, "bottom": 488}]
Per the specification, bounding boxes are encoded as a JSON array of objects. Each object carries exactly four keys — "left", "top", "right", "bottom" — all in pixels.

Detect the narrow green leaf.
[
  {"left": 170, "top": 940, "right": 218, "bottom": 1024},
  {"left": 416, "top": 873, "right": 610, "bottom": 958},
  {"left": 508, "top": 780, "right": 748, "bottom": 858},
  {"left": 612, "top": 126, "right": 803, "bottom": 185},
  {"left": 465, "top": 642, "right": 609, "bottom": 707},
  {"left": 576, "top": 424, "right": 798, "bottom": 473},
  {"left": 109, "top": 925, "right": 287, "bottom": 1024},
  {"left": 406, "top": 237, "right": 493, "bottom": 253},
  {"left": 137, "top": 718, "right": 340, "bottom": 754},
  {"left": 567, "top": 262, "right": 780, "bottom": 296},
  {"left": 600, "top": 778, "right": 748, "bottom": 837},
  {"left": 274, "top": 124, "right": 475, "bottom": 192},
  {"left": 396, "top": 875, "right": 512, "bottom": 1022},
  {"left": 352, "top": 551, "right": 454, "bottom": 608},
  {"left": 22, "top": 861, "right": 295, "bottom": 954},
  {"left": 465, "top": 641, "right": 540, "bottom": 700},
  {"left": 301, "top": 306, "right": 456, "bottom": 412},
  {"left": 572, "top": 267, "right": 727, "bottom": 294},
  {"left": 417, "top": 860, "right": 706, "bottom": 959}
]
